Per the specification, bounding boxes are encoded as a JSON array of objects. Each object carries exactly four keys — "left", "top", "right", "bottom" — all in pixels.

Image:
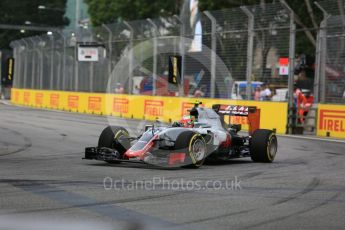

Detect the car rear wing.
[{"left": 212, "top": 104, "right": 260, "bottom": 135}]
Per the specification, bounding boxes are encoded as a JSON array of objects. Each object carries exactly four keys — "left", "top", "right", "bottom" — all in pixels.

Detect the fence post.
[
  {"left": 21, "top": 39, "right": 29, "bottom": 89},
  {"left": 36, "top": 36, "right": 44, "bottom": 90},
  {"left": 74, "top": 33, "right": 79, "bottom": 92},
  {"left": 319, "top": 20, "right": 328, "bottom": 104},
  {"left": 204, "top": 11, "right": 216, "bottom": 98},
  {"left": 28, "top": 37, "right": 36, "bottom": 89},
  {"left": 55, "top": 51, "right": 62, "bottom": 90},
  {"left": 102, "top": 24, "right": 113, "bottom": 82},
  {"left": 241, "top": 6, "right": 254, "bottom": 100},
  {"left": 147, "top": 18, "right": 158, "bottom": 96},
  {"left": 89, "top": 33, "right": 94, "bottom": 92},
  {"left": 11, "top": 41, "right": 20, "bottom": 88},
  {"left": 56, "top": 31, "right": 66, "bottom": 91},
  {"left": 280, "top": 0, "right": 296, "bottom": 134},
  {"left": 314, "top": 2, "right": 329, "bottom": 104},
  {"left": 124, "top": 21, "right": 134, "bottom": 94},
  {"left": 314, "top": 31, "right": 321, "bottom": 103},
  {"left": 48, "top": 35, "right": 54, "bottom": 90}
]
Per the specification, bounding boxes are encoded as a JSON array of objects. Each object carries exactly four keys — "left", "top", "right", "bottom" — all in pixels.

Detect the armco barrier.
[
  {"left": 11, "top": 88, "right": 288, "bottom": 134},
  {"left": 317, "top": 104, "right": 345, "bottom": 139}
]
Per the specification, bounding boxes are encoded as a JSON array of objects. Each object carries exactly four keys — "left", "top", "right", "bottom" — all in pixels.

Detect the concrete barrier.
[{"left": 11, "top": 88, "right": 288, "bottom": 134}]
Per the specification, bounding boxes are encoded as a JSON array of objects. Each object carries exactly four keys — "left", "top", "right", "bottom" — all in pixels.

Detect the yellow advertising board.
[
  {"left": 11, "top": 88, "right": 288, "bottom": 134},
  {"left": 317, "top": 104, "right": 345, "bottom": 138}
]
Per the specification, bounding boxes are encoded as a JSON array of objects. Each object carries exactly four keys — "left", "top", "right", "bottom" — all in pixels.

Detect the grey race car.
[{"left": 84, "top": 104, "right": 278, "bottom": 168}]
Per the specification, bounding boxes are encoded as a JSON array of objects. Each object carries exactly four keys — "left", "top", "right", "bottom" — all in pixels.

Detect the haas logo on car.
[{"left": 144, "top": 100, "right": 164, "bottom": 117}]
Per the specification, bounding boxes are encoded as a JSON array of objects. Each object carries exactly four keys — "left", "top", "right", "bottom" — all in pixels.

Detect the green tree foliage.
[
  {"left": 85, "top": 0, "right": 183, "bottom": 25},
  {"left": 86, "top": 0, "right": 322, "bottom": 56},
  {"left": 0, "top": 0, "right": 69, "bottom": 49}
]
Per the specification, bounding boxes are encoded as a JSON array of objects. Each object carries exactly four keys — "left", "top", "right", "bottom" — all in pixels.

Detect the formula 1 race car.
[{"left": 84, "top": 103, "right": 278, "bottom": 168}]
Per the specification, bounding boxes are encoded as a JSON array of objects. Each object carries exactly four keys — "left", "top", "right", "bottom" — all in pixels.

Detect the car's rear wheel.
[
  {"left": 98, "top": 126, "right": 130, "bottom": 163},
  {"left": 250, "top": 129, "right": 277, "bottom": 163},
  {"left": 175, "top": 131, "right": 207, "bottom": 168}
]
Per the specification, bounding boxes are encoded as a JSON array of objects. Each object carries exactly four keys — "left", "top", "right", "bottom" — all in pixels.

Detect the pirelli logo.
[
  {"left": 35, "top": 93, "right": 43, "bottom": 106},
  {"left": 144, "top": 100, "right": 164, "bottom": 117},
  {"left": 23, "top": 92, "right": 30, "bottom": 104},
  {"left": 50, "top": 94, "right": 59, "bottom": 107},
  {"left": 181, "top": 102, "right": 194, "bottom": 116},
  {"left": 319, "top": 109, "right": 345, "bottom": 132},
  {"left": 113, "top": 98, "right": 129, "bottom": 113},
  {"left": 68, "top": 95, "right": 79, "bottom": 109},
  {"left": 14, "top": 91, "right": 19, "bottom": 102},
  {"left": 88, "top": 96, "right": 101, "bottom": 111}
]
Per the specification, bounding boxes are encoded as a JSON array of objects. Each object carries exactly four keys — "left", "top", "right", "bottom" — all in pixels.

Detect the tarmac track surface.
[{"left": 0, "top": 103, "right": 344, "bottom": 230}]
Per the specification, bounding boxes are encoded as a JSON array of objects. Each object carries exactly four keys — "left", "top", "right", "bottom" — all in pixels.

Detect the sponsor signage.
[
  {"left": 279, "top": 57, "right": 289, "bottom": 76},
  {"left": 88, "top": 96, "right": 101, "bottom": 111},
  {"left": 78, "top": 46, "right": 99, "bottom": 62},
  {"left": 319, "top": 110, "right": 345, "bottom": 133},
  {"left": 23, "top": 92, "right": 30, "bottom": 104},
  {"left": 14, "top": 91, "right": 19, "bottom": 102},
  {"left": 317, "top": 105, "right": 345, "bottom": 138},
  {"left": 144, "top": 100, "right": 164, "bottom": 117},
  {"left": 113, "top": 98, "right": 129, "bottom": 114},
  {"left": 181, "top": 102, "right": 195, "bottom": 116},
  {"left": 168, "top": 55, "right": 182, "bottom": 85},
  {"left": 2, "top": 58, "right": 14, "bottom": 85},
  {"left": 35, "top": 93, "right": 44, "bottom": 106},
  {"left": 68, "top": 95, "right": 79, "bottom": 109},
  {"left": 50, "top": 94, "right": 59, "bottom": 107}
]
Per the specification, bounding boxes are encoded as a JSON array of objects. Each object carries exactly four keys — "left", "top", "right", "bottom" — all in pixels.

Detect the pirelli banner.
[
  {"left": 317, "top": 104, "right": 345, "bottom": 139},
  {"left": 11, "top": 88, "right": 288, "bottom": 134}
]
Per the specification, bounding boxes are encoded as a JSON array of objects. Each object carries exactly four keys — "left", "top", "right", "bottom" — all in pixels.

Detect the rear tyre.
[
  {"left": 175, "top": 131, "right": 207, "bottom": 168},
  {"left": 98, "top": 126, "right": 130, "bottom": 163},
  {"left": 250, "top": 129, "right": 277, "bottom": 163}
]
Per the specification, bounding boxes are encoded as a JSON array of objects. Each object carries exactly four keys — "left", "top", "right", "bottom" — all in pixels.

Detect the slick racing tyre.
[
  {"left": 175, "top": 131, "right": 207, "bottom": 168},
  {"left": 250, "top": 129, "right": 277, "bottom": 163},
  {"left": 98, "top": 126, "right": 130, "bottom": 163}
]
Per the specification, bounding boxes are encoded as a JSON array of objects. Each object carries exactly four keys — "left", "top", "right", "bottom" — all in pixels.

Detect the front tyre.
[
  {"left": 98, "top": 126, "right": 130, "bottom": 163},
  {"left": 175, "top": 131, "right": 207, "bottom": 168},
  {"left": 250, "top": 129, "right": 277, "bottom": 163}
]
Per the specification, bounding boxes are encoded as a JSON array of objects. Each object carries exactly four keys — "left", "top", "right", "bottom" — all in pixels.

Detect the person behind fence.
[
  {"left": 133, "top": 85, "right": 140, "bottom": 95},
  {"left": 260, "top": 83, "right": 272, "bottom": 101},
  {"left": 114, "top": 83, "right": 125, "bottom": 94},
  {"left": 254, "top": 86, "right": 261, "bottom": 101},
  {"left": 194, "top": 85, "right": 205, "bottom": 97},
  {"left": 294, "top": 84, "right": 307, "bottom": 124}
]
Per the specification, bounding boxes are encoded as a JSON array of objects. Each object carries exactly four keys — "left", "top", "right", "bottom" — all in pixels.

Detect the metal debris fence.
[{"left": 8, "top": 0, "right": 345, "bottom": 135}]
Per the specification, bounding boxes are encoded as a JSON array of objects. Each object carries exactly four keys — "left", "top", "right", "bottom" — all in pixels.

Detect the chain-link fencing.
[
  {"left": 10, "top": 1, "right": 298, "bottom": 102},
  {"left": 315, "top": 0, "right": 345, "bottom": 104}
]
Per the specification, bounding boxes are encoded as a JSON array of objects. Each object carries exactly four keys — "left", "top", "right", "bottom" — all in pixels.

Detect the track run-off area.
[{"left": 0, "top": 102, "right": 344, "bottom": 230}]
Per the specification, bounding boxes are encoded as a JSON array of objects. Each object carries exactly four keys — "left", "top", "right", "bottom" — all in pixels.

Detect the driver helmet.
[{"left": 179, "top": 115, "right": 195, "bottom": 128}]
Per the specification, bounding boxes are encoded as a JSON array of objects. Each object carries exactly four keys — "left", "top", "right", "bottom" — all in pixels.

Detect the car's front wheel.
[
  {"left": 98, "top": 126, "right": 130, "bottom": 163},
  {"left": 175, "top": 131, "right": 207, "bottom": 168}
]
